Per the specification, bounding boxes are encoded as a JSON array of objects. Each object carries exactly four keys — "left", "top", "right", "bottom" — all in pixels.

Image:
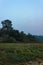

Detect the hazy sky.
[{"left": 0, "top": 0, "right": 43, "bottom": 35}]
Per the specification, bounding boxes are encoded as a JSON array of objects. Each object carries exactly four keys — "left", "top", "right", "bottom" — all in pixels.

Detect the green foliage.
[
  {"left": 0, "top": 43, "right": 43, "bottom": 65},
  {"left": 1, "top": 19, "right": 13, "bottom": 30},
  {"left": 0, "top": 19, "right": 38, "bottom": 43}
]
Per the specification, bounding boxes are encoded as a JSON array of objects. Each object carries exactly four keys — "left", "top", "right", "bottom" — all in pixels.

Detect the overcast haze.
[{"left": 0, "top": 0, "right": 43, "bottom": 35}]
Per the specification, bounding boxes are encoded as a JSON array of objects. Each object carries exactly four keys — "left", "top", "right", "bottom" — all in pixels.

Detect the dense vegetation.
[
  {"left": 0, "top": 19, "right": 43, "bottom": 65},
  {"left": 0, "top": 19, "right": 38, "bottom": 43},
  {"left": 0, "top": 43, "right": 43, "bottom": 65}
]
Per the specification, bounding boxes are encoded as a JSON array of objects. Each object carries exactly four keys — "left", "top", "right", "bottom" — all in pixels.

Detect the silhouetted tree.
[
  {"left": 1, "top": 19, "right": 13, "bottom": 30},
  {"left": 27, "top": 33, "right": 37, "bottom": 42},
  {"left": 0, "top": 19, "right": 38, "bottom": 43}
]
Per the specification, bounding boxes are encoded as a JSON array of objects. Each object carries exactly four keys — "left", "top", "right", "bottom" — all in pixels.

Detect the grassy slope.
[{"left": 0, "top": 43, "right": 43, "bottom": 65}]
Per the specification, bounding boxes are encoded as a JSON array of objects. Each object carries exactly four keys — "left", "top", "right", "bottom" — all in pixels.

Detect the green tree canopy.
[{"left": 1, "top": 19, "right": 13, "bottom": 30}]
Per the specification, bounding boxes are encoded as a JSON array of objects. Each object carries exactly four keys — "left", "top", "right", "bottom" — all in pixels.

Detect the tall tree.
[{"left": 1, "top": 19, "right": 13, "bottom": 30}]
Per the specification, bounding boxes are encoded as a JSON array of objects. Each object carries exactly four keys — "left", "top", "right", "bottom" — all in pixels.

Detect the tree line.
[{"left": 0, "top": 19, "right": 38, "bottom": 43}]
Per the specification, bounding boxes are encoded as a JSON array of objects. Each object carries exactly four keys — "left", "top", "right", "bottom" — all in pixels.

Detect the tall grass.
[{"left": 0, "top": 43, "right": 43, "bottom": 65}]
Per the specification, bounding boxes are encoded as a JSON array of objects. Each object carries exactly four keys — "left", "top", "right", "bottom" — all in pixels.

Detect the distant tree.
[
  {"left": 0, "top": 19, "right": 38, "bottom": 43},
  {"left": 19, "top": 31, "right": 26, "bottom": 42},
  {"left": 1, "top": 35, "right": 16, "bottom": 43},
  {"left": 27, "top": 33, "right": 37, "bottom": 42},
  {"left": 1, "top": 19, "right": 13, "bottom": 30}
]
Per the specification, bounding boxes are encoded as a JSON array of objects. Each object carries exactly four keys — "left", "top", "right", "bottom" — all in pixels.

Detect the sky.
[{"left": 0, "top": 0, "right": 43, "bottom": 35}]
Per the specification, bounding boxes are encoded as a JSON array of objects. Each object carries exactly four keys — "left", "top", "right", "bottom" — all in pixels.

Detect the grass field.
[{"left": 0, "top": 43, "right": 43, "bottom": 65}]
